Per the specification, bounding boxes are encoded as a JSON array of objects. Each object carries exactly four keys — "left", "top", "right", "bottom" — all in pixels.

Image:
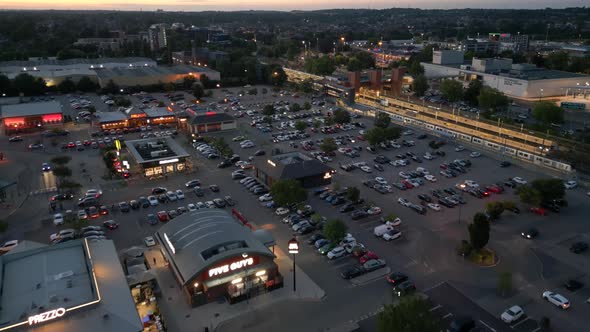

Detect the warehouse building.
[
  {"left": 155, "top": 209, "right": 281, "bottom": 307},
  {"left": 189, "top": 112, "right": 236, "bottom": 134},
  {"left": 95, "top": 64, "right": 220, "bottom": 88},
  {"left": 0, "top": 239, "right": 142, "bottom": 332},
  {"left": 254, "top": 152, "right": 334, "bottom": 188},
  {"left": 0, "top": 101, "right": 63, "bottom": 134},
  {"left": 125, "top": 137, "right": 190, "bottom": 177}
]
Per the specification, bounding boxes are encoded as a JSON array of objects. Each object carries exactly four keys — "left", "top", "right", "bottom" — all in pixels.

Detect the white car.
[
  {"left": 542, "top": 291, "right": 570, "bottom": 309},
  {"left": 455, "top": 146, "right": 465, "bottom": 152},
  {"left": 241, "top": 142, "right": 255, "bottom": 149},
  {"left": 427, "top": 203, "right": 441, "bottom": 211},
  {"left": 398, "top": 171, "right": 411, "bottom": 179},
  {"left": 512, "top": 177, "right": 527, "bottom": 185},
  {"left": 397, "top": 197, "right": 410, "bottom": 207},
  {"left": 469, "top": 151, "right": 481, "bottom": 158},
  {"left": 77, "top": 210, "right": 88, "bottom": 220},
  {"left": 416, "top": 167, "right": 429, "bottom": 175},
  {"left": 144, "top": 236, "right": 156, "bottom": 247},
  {"left": 0, "top": 240, "right": 19, "bottom": 253},
  {"left": 464, "top": 180, "right": 479, "bottom": 188},
  {"left": 53, "top": 213, "right": 65, "bottom": 226},
  {"left": 501, "top": 305, "right": 524, "bottom": 323},
  {"left": 187, "top": 203, "right": 198, "bottom": 212},
  {"left": 384, "top": 217, "right": 402, "bottom": 226},
  {"left": 424, "top": 175, "right": 437, "bottom": 182},
  {"left": 259, "top": 193, "right": 273, "bottom": 202},
  {"left": 564, "top": 181, "right": 577, "bottom": 189},
  {"left": 175, "top": 189, "right": 185, "bottom": 199},
  {"left": 148, "top": 195, "right": 159, "bottom": 206},
  {"left": 196, "top": 202, "right": 206, "bottom": 209},
  {"left": 360, "top": 166, "right": 372, "bottom": 173},
  {"left": 367, "top": 206, "right": 382, "bottom": 215},
  {"left": 205, "top": 201, "right": 215, "bottom": 208},
  {"left": 275, "top": 207, "right": 290, "bottom": 216},
  {"left": 327, "top": 246, "right": 346, "bottom": 260},
  {"left": 166, "top": 191, "right": 178, "bottom": 201},
  {"left": 382, "top": 229, "right": 402, "bottom": 241},
  {"left": 375, "top": 177, "right": 387, "bottom": 185}
]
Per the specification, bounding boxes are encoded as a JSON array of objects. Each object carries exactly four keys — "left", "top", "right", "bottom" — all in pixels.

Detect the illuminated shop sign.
[
  {"left": 159, "top": 158, "right": 179, "bottom": 165},
  {"left": 208, "top": 257, "right": 255, "bottom": 278},
  {"left": 28, "top": 308, "right": 66, "bottom": 325}
]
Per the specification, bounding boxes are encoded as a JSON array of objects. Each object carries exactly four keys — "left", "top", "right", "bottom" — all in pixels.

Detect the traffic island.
[{"left": 467, "top": 248, "right": 498, "bottom": 267}]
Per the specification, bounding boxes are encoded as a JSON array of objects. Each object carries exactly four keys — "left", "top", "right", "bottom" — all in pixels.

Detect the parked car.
[
  {"left": 501, "top": 305, "right": 524, "bottom": 324},
  {"left": 393, "top": 280, "right": 416, "bottom": 297},
  {"left": 564, "top": 279, "right": 584, "bottom": 292},
  {"left": 386, "top": 272, "right": 408, "bottom": 286},
  {"left": 542, "top": 291, "right": 570, "bottom": 309},
  {"left": 570, "top": 241, "right": 588, "bottom": 254},
  {"left": 521, "top": 228, "right": 539, "bottom": 239}
]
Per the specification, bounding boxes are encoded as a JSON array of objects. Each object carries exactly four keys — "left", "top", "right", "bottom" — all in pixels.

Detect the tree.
[
  {"left": 346, "top": 187, "right": 360, "bottom": 203},
  {"left": 374, "top": 112, "right": 391, "bottom": 129},
  {"left": 270, "top": 179, "right": 307, "bottom": 206},
  {"left": 365, "top": 127, "right": 386, "bottom": 146},
  {"left": 182, "top": 75, "right": 197, "bottom": 89},
  {"left": 50, "top": 155, "right": 71, "bottom": 166},
  {"left": 332, "top": 109, "right": 351, "bottom": 124},
  {"left": 478, "top": 87, "right": 509, "bottom": 112},
  {"left": 532, "top": 101, "right": 564, "bottom": 124},
  {"left": 531, "top": 178, "right": 566, "bottom": 203},
  {"left": 440, "top": 79, "right": 464, "bottom": 103},
  {"left": 517, "top": 185, "right": 542, "bottom": 205},
  {"left": 408, "top": 60, "right": 424, "bottom": 76},
  {"left": 52, "top": 166, "right": 72, "bottom": 178},
  {"left": 0, "top": 74, "right": 11, "bottom": 96},
  {"left": 498, "top": 272, "right": 512, "bottom": 297},
  {"left": 57, "top": 79, "right": 76, "bottom": 94},
  {"left": 384, "top": 126, "right": 402, "bottom": 140},
  {"left": 303, "top": 101, "right": 311, "bottom": 110},
  {"left": 377, "top": 296, "right": 440, "bottom": 332},
  {"left": 76, "top": 76, "right": 97, "bottom": 92},
  {"left": 193, "top": 84, "right": 204, "bottom": 99},
  {"left": 291, "top": 103, "right": 301, "bottom": 112},
  {"left": 299, "top": 79, "right": 313, "bottom": 94},
  {"left": 411, "top": 75, "right": 429, "bottom": 97},
  {"left": 163, "top": 83, "right": 175, "bottom": 92},
  {"left": 13, "top": 73, "right": 46, "bottom": 96},
  {"left": 485, "top": 201, "right": 505, "bottom": 220},
  {"left": 319, "top": 137, "right": 337, "bottom": 154},
  {"left": 305, "top": 56, "right": 336, "bottom": 75},
  {"left": 262, "top": 104, "right": 275, "bottom": 116},
  {"left": 101, "top": 79, "right": 119, "bottom": 95},
  {"left": 469, "top": 213, "right": 490, "bottom": 250},
  {"left": 313, "top": 119, "right": 322, "bottom": 129},
  {"left": 323, "top": 219, "right": 348, "bottom": 244},
  {"left": 346, "top": 57, "right": 363, "bottom": 71},
  {"left": 295, "top": 121, "right": 307, "bottom": 131},
  {"left": 267, "top": 65, "right": 287, "bottom": 86},
  {"left": 464, "top": 80, "right": 482, "bottom": 106},
  {"left": 545, "top": 51, "right": 569, "bottom": 71}
]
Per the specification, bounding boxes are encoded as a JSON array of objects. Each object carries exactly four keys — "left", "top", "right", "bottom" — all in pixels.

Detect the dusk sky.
[{"left": 0, "top": 0, "right": 586, "bottom": 11}]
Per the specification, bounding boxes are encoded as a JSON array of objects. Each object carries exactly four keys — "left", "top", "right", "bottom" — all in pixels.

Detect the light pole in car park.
[
  {"left": 458, "top": 184, "right": 466, "bottom": 224},
  {"left": 288, "top": 237, "right": 299, "bottom": 292}
]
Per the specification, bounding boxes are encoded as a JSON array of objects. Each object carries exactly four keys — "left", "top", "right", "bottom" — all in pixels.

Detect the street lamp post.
[
  {"left": 458, "top": 184, "right": 466, "bottom": 223},
  {"left": 288, "top": 237, "right": 299, "bottom": 292}
]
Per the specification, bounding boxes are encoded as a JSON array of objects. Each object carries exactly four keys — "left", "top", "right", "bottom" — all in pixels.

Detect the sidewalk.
[{"left": 143, "top": 245, "right": 325, "bottom": 332}]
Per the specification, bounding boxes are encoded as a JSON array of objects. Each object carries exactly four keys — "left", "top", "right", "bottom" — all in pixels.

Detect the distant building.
[
  {"left": 171, "top": 47, "right": 229, "bottom": 67},
  {"left": 460, "top": 39, "right": 498, "bottom": 54},
  {"left": 94, "top": 64, "right": 220, "bottom": 88},
  {"left": 432, "top": 50, "right": 465, "bottom": 65},
  {"left": 0, "top": 101, "right": 63, "bottom": 134},
  {"left": 189, "top": 112, "right": 236, "bottom": 134},
  {"left": 126, "top": 136, "right": 190, "bottom": 177},
  {"left": 254, "top": 152, "right": 334, "bottom": 188},
  {"left": 148, "top": 24, "right": 167, "bottom": 51},
  {"left": 422, "top": 53, "right": 590, "bottom": 99},
  {"left": 489, "top": 33, "right": 529, "bottom": 52}
]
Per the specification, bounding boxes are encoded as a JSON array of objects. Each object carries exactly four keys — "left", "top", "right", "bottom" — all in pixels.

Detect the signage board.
[{"left": 28, "top": 308, "right": 66, "bottom": 325}]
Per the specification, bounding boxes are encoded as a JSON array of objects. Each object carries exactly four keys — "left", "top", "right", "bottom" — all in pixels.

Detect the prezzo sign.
[
  {"left": 208, "top": 257, "right": 255, "bottom": 278},
  {"left": 28, "top": 308, "right": 66, "bottom": 325}
]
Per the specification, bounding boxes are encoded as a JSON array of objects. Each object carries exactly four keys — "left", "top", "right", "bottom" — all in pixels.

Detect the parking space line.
[
  {"left": 479, "top": 320, "right": 497, "bottom": 332},
  {"left": 429, "top": 304, "right": 442, "bottom": 311},
  {"left": 511, "top": 317, "right": 531, "bottom": 328},
  {"left": 443, "top": 313, "right": 453, "bottom": 319}
]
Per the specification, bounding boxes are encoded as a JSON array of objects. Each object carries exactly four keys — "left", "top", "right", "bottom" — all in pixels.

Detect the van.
[{"left": 374, "top": 224, "right": 394, "bottom": 237}]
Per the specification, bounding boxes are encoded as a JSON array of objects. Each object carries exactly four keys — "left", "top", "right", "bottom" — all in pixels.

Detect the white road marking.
[
  {"left": 479, "top": 320, "right": 497, "bottom": 332},
  {"left": 443, "top": 313, "right": 453, "bottom": 318},
  {"left": 429, "top": 304, "right": 442, "bottom": 312}
]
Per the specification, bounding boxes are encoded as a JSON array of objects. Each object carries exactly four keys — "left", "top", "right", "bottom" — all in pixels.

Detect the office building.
[{"left": 148, "top": 24, "right": 167, "bottom": 51}]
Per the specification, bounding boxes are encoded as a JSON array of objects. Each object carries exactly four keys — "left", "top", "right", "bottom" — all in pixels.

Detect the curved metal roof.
[{"left": 155, "top": 209, "right": 274, "bottom": 285}]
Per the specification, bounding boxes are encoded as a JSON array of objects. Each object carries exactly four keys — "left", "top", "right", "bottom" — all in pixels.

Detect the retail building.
[
  {"left": 189, "top": 112, "right": 236, "bottom": 134},
  {"left": 254, "top": 152, "right": 334, "bottom": 188},
  {"left": 0, "top": 239, "right": 142, "bottom": 332},
  {"left": 0, "top": 101, "right": 63, "bottom": 134},
  {"left": 155, "top": 209, "right": 281, "bottom": 307},
  {"left": 125, "top": 137, "right": 191, "bottom": 177}
]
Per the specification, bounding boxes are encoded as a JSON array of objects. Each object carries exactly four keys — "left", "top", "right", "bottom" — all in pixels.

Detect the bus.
[{"left": 560, "top": 102, "right": 586, "bottom": 110}]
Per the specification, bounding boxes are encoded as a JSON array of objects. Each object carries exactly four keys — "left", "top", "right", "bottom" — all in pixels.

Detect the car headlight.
[{"left": 527, "top": 235, "right": 531, "bottom": 238}]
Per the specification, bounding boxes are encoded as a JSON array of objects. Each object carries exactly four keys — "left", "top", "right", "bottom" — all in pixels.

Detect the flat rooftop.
[
  {"left": 126, "top": 136, "right": 190, "bottom": 164},
  {"left": 0, "top": 57, "right": 153, "bottom": 68},
  {"left": 95, "top": 64, "right": 219, "bottom": 79},
  {"left": 0, "top": 101, "right": 63, "bottom": 119},
  {"left": 95, "top": 111, "right": 128, "bottom": 123}
]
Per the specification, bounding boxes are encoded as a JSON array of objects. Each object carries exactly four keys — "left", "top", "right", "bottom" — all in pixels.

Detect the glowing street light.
[{"left": 288, "top": 238, "right": 299, "bottom": 292}]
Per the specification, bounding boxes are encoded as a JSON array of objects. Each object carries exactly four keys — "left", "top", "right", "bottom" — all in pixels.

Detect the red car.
[
  {"left": 83, "top": 140, "right": 91, "bottom": 146},
  {"left": 67, "top": 142, "right": 76, "bottom": 148},
  {"left": 87, "top": 206, "right": 99, "bottom": 219},
  {"left": 357, "top": 135, "right": 365, "bottom": 141},
  {"left": 99, "top": 205, "right": 109, "bottom": 215},
  {"left": 401, "top": 180, "right": 414, "bottom": 189},
  {"left": 359, "top": 252, "right": 379, "bottom": 264},
  {"left": 439, "top": 163, "right": 449, "bottom": 169},
  {"left": 530, "top": 207, "right": 548, "bottom": 216},
  {"left": 485, "top": 185, "right": 503, "bottom": 194},
  {"left": 157, "top": 211, "right": 170, "bottom": 222}
]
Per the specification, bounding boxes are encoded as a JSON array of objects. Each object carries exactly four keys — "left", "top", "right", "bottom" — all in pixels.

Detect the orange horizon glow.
[{"left": 0, "top": 0, "right": 582, "bottom": 11}]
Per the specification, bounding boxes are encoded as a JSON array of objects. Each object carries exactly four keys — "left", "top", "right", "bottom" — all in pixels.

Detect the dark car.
[
  {"left": 341, "top": 265, "right": 365, "bottom": 279},
  {"left": 213, "top": 198, "right": 226, "bottom": 208},
  {"left": 448, "top": 316, "right": 476, "bottom": 332},
  {"left": 418, "top": 194, "right": 432, "bottom": 203},
  {"left": 118, "top": 201, "right": 131, "bottom": 212},
  {"left": 331, "top": 197, "right": 346, "bottom": 206},
  {"left": 209, "top": 184, "right": 220, "bottom": 192},
  {"left": 298, "top": 225, "right": 315, "bottom": 234},
  {"left": 193, "top": 187, "right": 205, "bottom": 197},
  {"left": 129, "top": 200, "right": 140, "bottom": 209},
  {"left": 224, "top": 196, "right": 236, "bottom": 206},
  {"left": 138, "top": 196, "right": 150, "bottom": 208},
  {"left": 351, "top": 210, "right": 369, "bottom": 220},
  {"left": 146, "top": 214, "right": 158, "bottom": 225},
  {"left": 254, "top": 149, "right": 266, "bottom": 156},
  {"left": 339, "top": 204, "right": 355, "bottom": 213},
  {"left": 307, "top": 233, "right": 325, "bottom": 245},
  {"left": 503, "top": 180, "right": 517, "bottom": 188},
  {"left": 8, "top": 136, "right": 23, "bottom": 142},
  {"left": 570, "top": 241, "right": 588, "bottom": 254},
  {"left": 152, "top": 187, "right": 167, "bottom": 195},
  {"left": 521, "top": 228, "right": 539, "bottom": 239},
  {"left": 168, "top": 210, "right": 179, "bottom": 219},
  {"left": 386, "top": 272, "right": 408, "bottom": 286},
  {"left": 185, "top": 180, "right": 201, "bottom": 188},
  {"left": 444, "top": 188, "right": 457, "bottom": 195},
  {"left": 218, "top": 160, "right": 232, "bottom": 168},
  {"left": 99, "top": 205, "right": 109, "bottom": 215},
  {"left": 500, "top": 161, "right": 512, "bottom": 167},
  {"left": 410, "top": 204, "right": 426, "bottom": 215},
  {"left": 157, "top": 194, "right": 168, "bottom": 203},
  {"left": 393, "top": 280, "right": 416, "bottom": 297},
  {"left": 51, "top": 193, "right": 74, "bottom": 201},
  {"left": 103, "top": 220, "right": 119, "bottom": 230},
  {"left": 431, "top": 189, "right": 444, "bottom": 199},
  {"left": 564, "top": 279, "right": 584, "bottom": 291}
]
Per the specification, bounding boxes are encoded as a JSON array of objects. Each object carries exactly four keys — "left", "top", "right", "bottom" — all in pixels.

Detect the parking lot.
[{"left": 3, "top": 86, "right": 590, "bottom": 331}]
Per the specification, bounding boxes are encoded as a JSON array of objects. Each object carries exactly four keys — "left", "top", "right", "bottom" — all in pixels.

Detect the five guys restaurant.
[
  {"left": 155, "top": 209, "right": 282, "bottom": 307},
  {"left": 0, "top": 101, "right": 63, "bottom": 135}
]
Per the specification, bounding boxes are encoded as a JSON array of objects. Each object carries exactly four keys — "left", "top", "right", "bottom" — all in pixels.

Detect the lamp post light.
[
  {"left": 288, "top": 237, "right": 299, "bottom": 292},
  {"left": 458, "top": 184, "right": 466, "bottom": 224}
]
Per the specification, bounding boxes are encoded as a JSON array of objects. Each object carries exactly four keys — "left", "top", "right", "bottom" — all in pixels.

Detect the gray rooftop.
[
  {"left": 143, "top": 107, "right": 173, "bottom": 118},
  {"left": 0, "top": 57, "right": 153, "bottom": 67},
  {"left": 95, "top": 111, "right": 128, "bottom": 123},
  {"left": 0, "top": 239, "right": 141, "bottom": 332},
  {"left": 95, "top": 64, "right": 218, "bottom": 79},
  {"left": 0, "top": 101, "right": 62, "bottom": 119},
  {"left": 255, "top": 151, "right": 333, "bottom": 180},
  {"left": 155, "top": 209, "right": 275, "bottom": 285},
  {"left": 190, "top": 112, "right": 235, "bottom": 125},
  {"left": 125, "top": 136, "right": 190, "bottom": 164}
]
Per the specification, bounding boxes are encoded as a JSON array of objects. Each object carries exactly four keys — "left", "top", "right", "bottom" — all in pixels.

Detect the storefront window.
[
  {"left": 153, "top": 166, "right": 163, "bottom": 175},
  {"left": 165, "top": 165, "right": 174, "bottom": 173},
  {"left": 145, "top": 167, "right": 155, "bottom": 177},
  {"left": 177, "top": 163, "right": 185, "bottom": 171}
]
